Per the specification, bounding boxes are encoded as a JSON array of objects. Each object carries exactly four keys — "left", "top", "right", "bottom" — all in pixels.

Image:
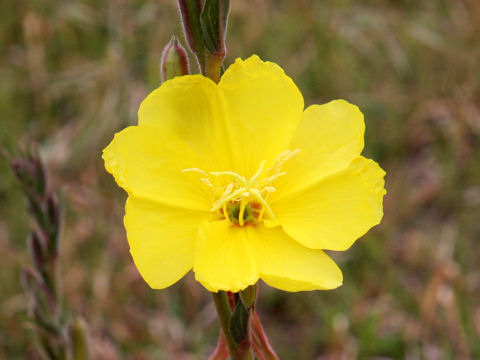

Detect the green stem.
[
  {"left": 211, "top": 291, "right": 239, "bottom": 359},
  {"left": 204, "top": 52, "right": 224, "bottom": 83},
  {"left": 212, "top": 291, "right": 253, "bottom": 360}
]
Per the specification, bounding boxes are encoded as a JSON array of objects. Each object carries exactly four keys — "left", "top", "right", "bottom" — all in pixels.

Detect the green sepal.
[
  {"left": 178, "top": 0, "right": 206, "bottom": 70},
  {"left": 229, "top": 299, "right": 249, "bottom": 344},
  {"left": 200, "top": 0, "right": 230, "bottom": 54},
  {"left": 240, "top": 284, "right": 257, "bottom": 309},
  {"left": 160, "top": 35, "right": 190, "bottom": 83}
]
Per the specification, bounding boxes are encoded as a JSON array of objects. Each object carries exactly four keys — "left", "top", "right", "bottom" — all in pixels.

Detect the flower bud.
[
  {"left": 200, "top": 0, "right": 230, "bottom": 56},
  {"left": 178, "top": 0, "right": 205, "bottom": 71},
  {"left": 160, "top": 35, "right": 190, "bottom": 83}
]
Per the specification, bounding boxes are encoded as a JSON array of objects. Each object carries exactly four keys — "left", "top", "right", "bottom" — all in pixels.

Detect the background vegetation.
[{"left": 1, "top": 0, "right": 479, "bottom": 358}]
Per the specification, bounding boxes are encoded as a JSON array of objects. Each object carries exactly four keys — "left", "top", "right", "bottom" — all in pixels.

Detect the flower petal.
[
  {"left": 219, "top": 55, "right": 304, "bottom": 176},
  {"left": 194, "top": 220, "right": 259, "bottom": 292},
  {"left": 103, "top": 125, "right": 211, "bottom": 211},
  {"left": 193, "top": 221, "right": 342, "bottom": 292},
  {"left": 254, "top": 226, "right": 343, "bottom": 291},
  {"left": 125, "top": 196, "right": 212, "bottom": 289},
  {"left": 272, "top": 157, "right": 386, "bottom": 251},
  {"left": 270, "top": 100, "right": 365, "bottom": 202},
  {"left": 138, "top": 74, "right": 232, "bottom": 170}
]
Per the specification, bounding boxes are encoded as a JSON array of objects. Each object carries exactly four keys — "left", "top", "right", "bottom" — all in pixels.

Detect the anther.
[{"left": 183, "top": 149, "right": 300, "bottom": 226}]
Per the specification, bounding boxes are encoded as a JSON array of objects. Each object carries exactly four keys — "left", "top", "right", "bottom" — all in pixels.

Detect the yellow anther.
[
  {"left": 210, "top": 170, "right": 247, "bottom": 185},
  {"left": 263, "top": 186, "right": 276, "bottom": 194},
  {"left": 182, "top": 168, "right": 209, "bottom": 176},
  {"left": 200, "top": 178, "right": 214, "bottom": 188}
]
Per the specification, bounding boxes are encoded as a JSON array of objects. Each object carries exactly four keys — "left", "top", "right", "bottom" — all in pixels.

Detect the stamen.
[
  {"left": 269, "top": 149, "right": 301, "bottom": 174},
  {"left": 266, "top": 172, "right": 287, "bottom": 183},
  {"left": 250, "top": 188, "right": 277, "bottom": 222},
  {"left": 247, "top": 160, "right": 266, "bottom": 187},
  {"left": 200, "top": 178, "right": 214, "bottom": 188},
  {"left": 211, "top": 188, "right": 245, "bottom": 212},
  {"left": 238, "top": 198, "right": 247, "bottom": 226},
  {"left": 263, "top": 186, "right": 276, "bottom": 193},
  {"left": 222, "top": 183, "right": 234, "bottom": 196},
  {"left": 210, "top": 171, "right": 246, "bottom": 185},
  {"left": 184, "top": 149, "right": 299, "bottom": 226},
  {"left": 258, "top": 207, "right": 265, "bottom": 222},
  {"left": 182, "top": 168, "right": 209, "bottom": 176},
  {"left": 223, "top": 203, "right": 232, "bottom": 225}
]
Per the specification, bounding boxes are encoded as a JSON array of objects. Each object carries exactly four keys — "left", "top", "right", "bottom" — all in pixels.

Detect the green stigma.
[{"left": 225, "top": 202, "right": 257, "bottom": 225}]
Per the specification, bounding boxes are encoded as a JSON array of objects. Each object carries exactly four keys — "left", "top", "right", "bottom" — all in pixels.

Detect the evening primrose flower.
[{"left": 103, "top": 55, "right": 386, "bottom": 293}]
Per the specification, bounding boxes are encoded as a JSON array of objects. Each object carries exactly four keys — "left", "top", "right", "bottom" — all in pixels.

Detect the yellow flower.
[{"left": 103, "top": 55, "right": 386, "bottom": 293}]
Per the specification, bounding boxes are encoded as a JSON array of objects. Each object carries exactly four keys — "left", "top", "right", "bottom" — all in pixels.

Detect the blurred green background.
[{"left": 1, "top": 0, "right": 480, "bottom": 358}]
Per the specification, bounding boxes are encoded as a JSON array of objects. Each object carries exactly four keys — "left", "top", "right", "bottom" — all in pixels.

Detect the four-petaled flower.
[{"left": 103, "top": 55, "right": 386, "bottom": 292}]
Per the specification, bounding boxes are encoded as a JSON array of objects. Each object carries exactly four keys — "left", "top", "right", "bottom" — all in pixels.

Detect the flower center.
[{"left": 183, "top": 149, "right": 300, "bottom": 226}]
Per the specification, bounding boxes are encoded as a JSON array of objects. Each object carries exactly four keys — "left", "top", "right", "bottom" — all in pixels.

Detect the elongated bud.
[
  {"left": 178, "top": 0, "right": 205, "bottom": 71},
  {"left": 199, "top": 0, "right": 230, "bottom": 83},
  {"left": 200, "top": 0, "right": 230, "bottom": 56},
  {"left": 160, "top": 35, "right": 190, "bottom": 83}
]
